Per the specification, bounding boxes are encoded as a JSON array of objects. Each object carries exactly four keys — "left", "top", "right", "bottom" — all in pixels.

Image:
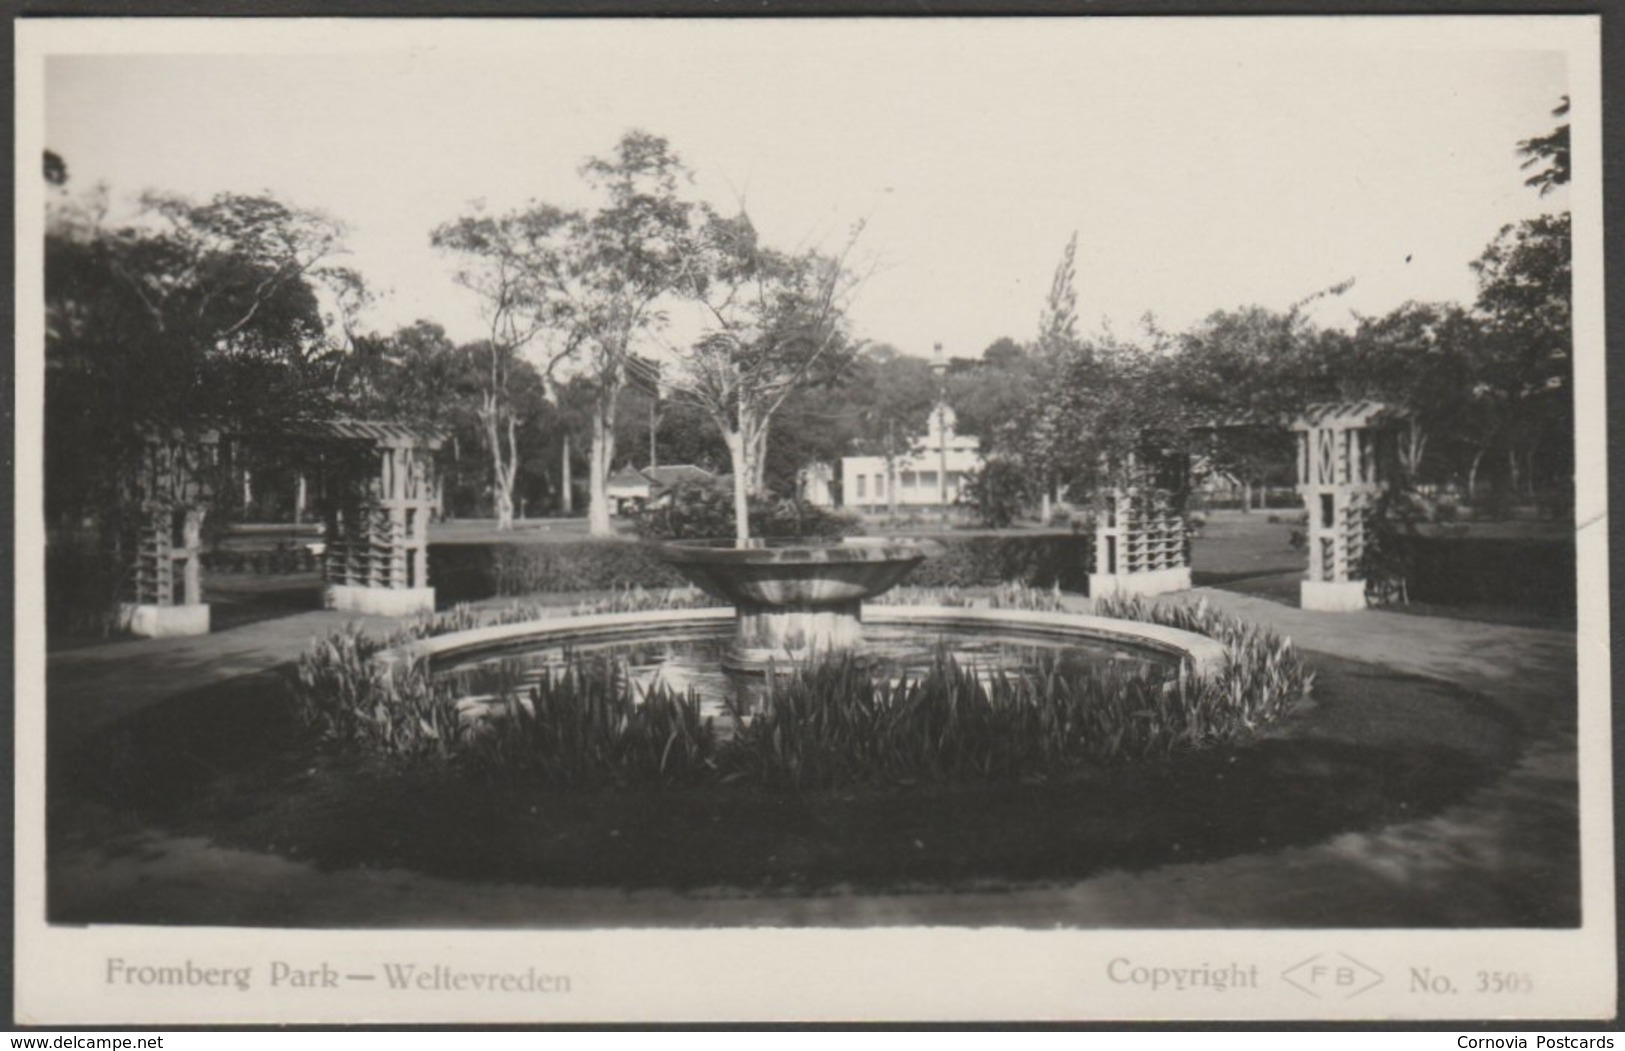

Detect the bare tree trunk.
[
  {"left": 484, "top": 396, "right": 516, "bottom": 531},
  {"left": 1467, "top": 448, "right": 1486, "bottom": 502},
  {"left": 587, "top": 396, "right": 617, "bottom": 537},
  {"left": 1507, "top": 448, "right": 1521, "bottom": 505},
  {"left": 505, "top": 415, "right": 521, "bottom": 524},
  {"left": 493, "top": 485, "right": 514, "bottom": 529},
  {"left": 649, "top": 398, "right": 659, "bottom": 470},
  {"left": 560, "top": 434, "right": 574, "bottom": 515},
  {"left": 488, "top": 426, "right": 514, "bottom": 532},
  {"left": 750, "top": 423, "right": 770, "bottom": 496},
  {"left": 1399, "top": 421, "right": 1427, "bottom": 484},
  {"left": 727, "top": 428, "right": 751, "bottom": 544},
  {"left": 886, "top": 420, "right": 897, "bottom": 520},
  {"left": 1240, "top": 479, "right": 1252, "bottom": 513}
]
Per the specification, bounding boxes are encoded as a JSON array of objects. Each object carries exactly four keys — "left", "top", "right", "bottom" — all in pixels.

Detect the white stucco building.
[{"left": 841, "top": 404, "right": 982, "bottom": 512}]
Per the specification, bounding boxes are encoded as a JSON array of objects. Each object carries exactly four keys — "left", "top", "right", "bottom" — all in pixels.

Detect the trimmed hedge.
[
  {"left": 430, "top": 540, "right": 687, "bottom": 604},
  {"left": 1397, "top": 534, "right": 1575, "bottom": 614},
  {"left": 47, "top": 533, "right": 126, "bottom": 636},
  {"left": 905, "top": 532, "right": 1094, "bottom": 592},
  {"left": 430, "top": 532, "right": 1094, "bottom": 604}
]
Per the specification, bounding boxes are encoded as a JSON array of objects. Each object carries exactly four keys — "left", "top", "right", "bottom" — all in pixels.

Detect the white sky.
[{"left": 42, "top": 18, "right": 1572, "bottom": 360}]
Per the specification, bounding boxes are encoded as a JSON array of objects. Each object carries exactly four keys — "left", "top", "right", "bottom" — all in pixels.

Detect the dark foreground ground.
[{"left": 49, "top": 650, "right": 1574, "bottom": 928}]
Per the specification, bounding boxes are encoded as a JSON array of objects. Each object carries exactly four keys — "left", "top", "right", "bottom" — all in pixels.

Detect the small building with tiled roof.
[{"left": 606, "top": 464, "right": 719, "bottom": 515}]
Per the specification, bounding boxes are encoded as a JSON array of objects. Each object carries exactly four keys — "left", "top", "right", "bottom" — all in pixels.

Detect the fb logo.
[{"left": 1282, "top": 953, "right": 1384, "bottom": 999}]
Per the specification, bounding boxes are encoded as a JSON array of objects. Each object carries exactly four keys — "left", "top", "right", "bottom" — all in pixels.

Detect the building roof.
[
  {"left": 607, "top": 464, "right": 717, "bottom": 497},
  {"left": 643, "top": 464, "right": 716, "bottom": 489},
  {"left": 606, "top": 466, "right": 651, "bottom": 492},
  {"left": 277, "top": 418, "right": 448, "bottom": 449},
  {"left": 1290, "top": 400, "right": 1409, "bottom": 431}
]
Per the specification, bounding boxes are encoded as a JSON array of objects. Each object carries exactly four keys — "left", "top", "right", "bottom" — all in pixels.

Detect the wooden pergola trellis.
[
  {"left": 1291, "top": 400, "right": 1407, "bottom": 611},
  {"left": 118, "top": 418, "right": 445, "bottom": 637},
  {"left": 1087, "top": 449, "right": 1194, "bottom": 600},
  {"left": 286, "top": 419, "right": 446, "bottom": 617},
  {"left": 118, "top": 428, "right": 221, "bottom": 637}
]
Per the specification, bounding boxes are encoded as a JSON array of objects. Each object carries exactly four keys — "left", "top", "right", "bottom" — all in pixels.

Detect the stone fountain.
[{"left": 656, "top": 538, "right": 939, "bottom": 669}]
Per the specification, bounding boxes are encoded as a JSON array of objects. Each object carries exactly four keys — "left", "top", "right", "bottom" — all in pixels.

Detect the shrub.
[
  {"left": 631, "top": 479, "right": 860, "bottom": 541},
  {"left": 957, "top": 460, "right": 1031, "bottom": 528},
  {"left": 201, "top": 542, "right": 320, "bottom": 576}
]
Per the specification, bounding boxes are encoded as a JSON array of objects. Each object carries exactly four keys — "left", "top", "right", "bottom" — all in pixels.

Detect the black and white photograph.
[{"left": 14, "top": 14, "right": 1613, "bottom": 1024}]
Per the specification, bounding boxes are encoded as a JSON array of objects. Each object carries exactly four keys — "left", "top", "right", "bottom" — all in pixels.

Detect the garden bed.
[{"left": 48, "top": 652, "right": 1546, "bottom": 924}]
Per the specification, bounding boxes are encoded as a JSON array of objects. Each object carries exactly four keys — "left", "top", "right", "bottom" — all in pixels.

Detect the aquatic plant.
[
  {"left": 872, "top": 581, "right": 1071, "bottom": 612},
  {"left": 290, "top": 585, "right": 1312, "bottom": 789},
  {"left": 290, "top": 623, "right": 463, "bottom": 760}
]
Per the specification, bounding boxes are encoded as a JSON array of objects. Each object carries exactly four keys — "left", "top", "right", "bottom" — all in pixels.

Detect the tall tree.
[
  {"left": 1030, "top": 232, "right": 1082, "bottom": 520},
  {"left": 463, "top": 337, "right": 550, "bottom": 528},
  {"left": 46, "top": 184, "right": 354, "bottom": 625},
  {"left": 846, "top": 345, "right": 938, "bottom": 517},
  {"left": 431, "top": 205, "right": 580, "bottom": 529},
  {"left": 1172, "top": 306, "right": 1319, "bottom": 508},
  {"left": 1036, "top": 231, "right": 1080, "bottom": 357},
  {"left": 1469, "top": 212, "right": 1572, "bottom": 501},
  {"left": 666, "top": 206, "right": 863, "bottom": 541},
  {"left": 1517, "top": 96, "right": 1571, "bottom": 196},
  {"left": 1038, "top": 331, "right": 1188, "bottom": 500},
  {"left": 438, "top": 132, "right": 696, "bottom": 535},
  {"left": 1332, "top": 302, "right": 1481, "bottom": 488},
  {"left": 567, "top": 131, "right": 696, "bottom": 535},
  {"left": 47, "top": 187, "right": 352, "bottom": 528}
]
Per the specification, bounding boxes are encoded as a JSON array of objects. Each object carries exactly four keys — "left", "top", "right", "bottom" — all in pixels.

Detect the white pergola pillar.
[{"left": 1292, "top": 401, "right": 1403, "bottom": 612}]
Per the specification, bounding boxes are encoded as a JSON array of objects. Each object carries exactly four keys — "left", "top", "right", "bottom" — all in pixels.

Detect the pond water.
[{"left": 434, "top": 621, "right": 1178, "bottom": 726}]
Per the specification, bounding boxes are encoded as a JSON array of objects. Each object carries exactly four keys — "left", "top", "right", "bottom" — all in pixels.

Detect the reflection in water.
[{"left": 438, "top": 624, "right": 1174, "bottom": 728}]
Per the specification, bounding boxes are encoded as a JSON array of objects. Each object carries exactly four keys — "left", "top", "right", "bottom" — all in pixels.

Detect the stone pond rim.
[{"left": 653, "top": 537, "right": 944, "bottom": 669}]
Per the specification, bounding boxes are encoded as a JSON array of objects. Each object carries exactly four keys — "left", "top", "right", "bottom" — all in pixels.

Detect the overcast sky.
[{"left": 42, "top": 18, "right": 1572, "bottom": 361}]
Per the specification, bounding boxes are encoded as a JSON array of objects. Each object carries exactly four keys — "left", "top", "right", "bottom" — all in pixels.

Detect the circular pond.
[{"left": 434, "top": 615, "right": 1183, "bottom": 727}]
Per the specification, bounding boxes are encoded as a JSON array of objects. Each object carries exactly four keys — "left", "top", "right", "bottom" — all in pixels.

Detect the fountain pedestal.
[
  {"left": 732, "top": 598, "right": 865, "bottom": 668},
  {"left": 656, "top": 538, "right": 935, "bottom": 670}
]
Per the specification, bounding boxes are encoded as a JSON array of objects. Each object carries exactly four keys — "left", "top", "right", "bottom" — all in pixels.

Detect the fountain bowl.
[{"left": 655, "top": 537, "right": 941, "bottom": 669}]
